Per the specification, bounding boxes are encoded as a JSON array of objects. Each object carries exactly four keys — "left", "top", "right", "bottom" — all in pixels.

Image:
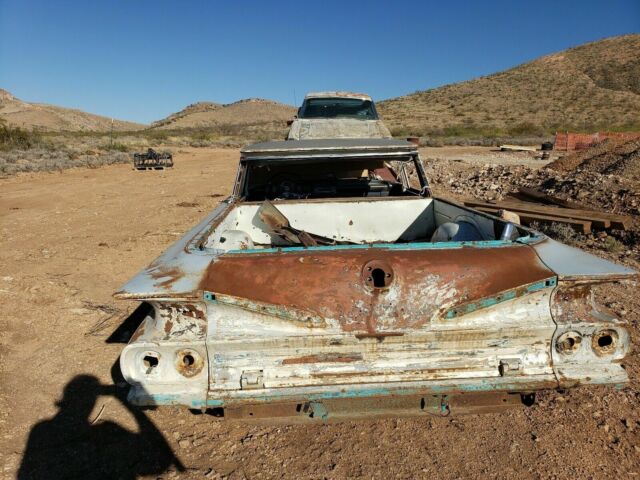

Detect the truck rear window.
[{"left": 299, "top": 98, "right": 378, "bottom": 120}]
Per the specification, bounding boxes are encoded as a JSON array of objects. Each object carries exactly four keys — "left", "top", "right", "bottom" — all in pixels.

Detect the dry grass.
[
  {"left": 152, "top": 98, "right": 295, "bottom": 130},
  {"left": 0, "top": 121, "right": 290, "bottom": 175},
  {"left": 0, "top": 148, "right": 130, "bottom": 175},
  {"left": 379, "top": 35, "right": 640, "bottom": 139}
]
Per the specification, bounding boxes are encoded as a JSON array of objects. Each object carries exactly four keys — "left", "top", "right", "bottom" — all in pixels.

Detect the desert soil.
[{"left": 1, "top": 147, "right": 638, "bottom": 479}]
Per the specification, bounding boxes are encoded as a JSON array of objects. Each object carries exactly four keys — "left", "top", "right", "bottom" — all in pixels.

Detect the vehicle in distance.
[
  {"left": 286, "top": 92, "right": 392, "bottom": 140},
  {"left": 115, "top": 138, "right": 636, "bottom": 421}
]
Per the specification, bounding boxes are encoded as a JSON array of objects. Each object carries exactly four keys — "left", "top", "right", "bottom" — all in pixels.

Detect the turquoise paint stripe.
[
  {"left": 203, "top": 291, "right": 217, "bottom": 303},
  {"left": 445, "top": 276, "right": 557, "bottom": 319},
  {"left": 226, "top": 238, "right": 530, "bottom": 255},
  {"left": 196, "top": 378, "right": 551, "bottom": 408}
]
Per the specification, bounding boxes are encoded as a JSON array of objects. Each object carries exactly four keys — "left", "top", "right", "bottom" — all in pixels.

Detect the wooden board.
[
  {"left": 464, "top": 198, "right": 630, "bottom": 230},
  {"left": 474, "top": 207, "right": 593, "bottom": 234},
  {"left": 515, "top": 187, "right": 588, "bottom": 210},
  {"left": 499, "top": 145, "right": 538, "bottom": 152}
]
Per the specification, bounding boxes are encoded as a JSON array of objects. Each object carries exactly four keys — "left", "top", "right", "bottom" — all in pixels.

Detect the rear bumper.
[{"left": 128, "top": 374, "right": 559, "bottom": 411}]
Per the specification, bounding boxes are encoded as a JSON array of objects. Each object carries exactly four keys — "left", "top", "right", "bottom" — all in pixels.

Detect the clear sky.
[{"left": 0, "top": 0, "right": 638, "bottom": 124}]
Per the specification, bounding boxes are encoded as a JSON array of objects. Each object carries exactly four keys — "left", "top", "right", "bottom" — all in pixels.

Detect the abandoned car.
[
  {"left": 115, "top": 138, "right": 636, "bottom": 420},
  {"left": 286, "top": 92, "right": 392, "bottom": 140}
]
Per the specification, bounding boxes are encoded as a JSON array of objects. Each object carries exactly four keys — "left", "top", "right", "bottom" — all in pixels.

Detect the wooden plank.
[
  {"left": 467, "top": 200, "right": 609, "bottom": 229},
  {"left": 499, "top": 145, "right": 538, "bottom": 152},
  {"left": 464, "top": 199, "right": 630, "bottom": 230},
  {"left": 465, "top": 198, "right": 623, "bottom": 222},
  {"left": 515, "top": 187, "right": 588, "bottom": 210},
  {"left": 474, "top": 207, "right": 592, "bottom": 234}
]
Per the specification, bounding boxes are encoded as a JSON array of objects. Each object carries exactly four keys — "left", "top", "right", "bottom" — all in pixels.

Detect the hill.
[
  {"left": 151, "top": 98, "right": 295, "bottom": 130},
  {"left": 378, "top": 34, "right": 640, "bottom": 136},
  {"left": 0, "top": 88, "right": 143, "bottom": 132}
]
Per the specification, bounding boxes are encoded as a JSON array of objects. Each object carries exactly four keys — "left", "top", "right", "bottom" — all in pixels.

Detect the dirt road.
[{"left": 1, "top": 147, "right": 638, "bottom": 479}]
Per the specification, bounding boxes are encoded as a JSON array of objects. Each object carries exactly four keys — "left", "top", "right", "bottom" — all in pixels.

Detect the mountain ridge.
[
  {"left": 377, "top": 34, "right": 640, "bottom": 135},
  {"left": 2, "top": 34, "right": 638, "bottom": 134}
]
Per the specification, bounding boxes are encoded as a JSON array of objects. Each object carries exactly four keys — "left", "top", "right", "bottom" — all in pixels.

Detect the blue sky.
[{"left": 0, "top": 0, "right": 638, "bottom": 124}]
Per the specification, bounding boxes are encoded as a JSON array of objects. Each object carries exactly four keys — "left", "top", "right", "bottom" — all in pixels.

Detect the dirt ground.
[{"left": 1, "top": 147, "right": 638, "bottom": 479}]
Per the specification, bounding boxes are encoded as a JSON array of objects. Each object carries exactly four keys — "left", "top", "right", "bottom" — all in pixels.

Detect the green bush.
[
  {"left": 0, "top": 119, "right": 40, "bottom": 150},
  {"left": 102, "top": 141, "right": 129, "bottom": 152}
]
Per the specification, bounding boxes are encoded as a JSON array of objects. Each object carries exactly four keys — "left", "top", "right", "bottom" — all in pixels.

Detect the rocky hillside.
[
  {"left": 379, "top": 34, "right": 640, "bottom": 135},
  {"left": 0, "top": 89, "right": 143, "bottom": 132},
  {"left": 151, "top": 98, "right": 295, "bottom": 130}
]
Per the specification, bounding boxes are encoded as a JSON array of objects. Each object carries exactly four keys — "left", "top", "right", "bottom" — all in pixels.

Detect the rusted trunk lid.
[{"left": 201, "top": 244, "right": 556, "bottom": 332}]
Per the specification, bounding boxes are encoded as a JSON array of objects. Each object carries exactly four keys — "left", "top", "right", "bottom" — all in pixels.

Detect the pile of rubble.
[
  {"left": 542, "top": 139, "right": 640, "bottom": 217},
  {"left": 427, "top": 139, "right": 640, "bottom": 218},
  {"left": 425, "top": 139, "right": 640, "bottom": 263}
]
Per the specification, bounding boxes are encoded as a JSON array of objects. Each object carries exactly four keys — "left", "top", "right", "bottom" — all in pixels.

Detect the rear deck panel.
[{"left": 201, "top": 244, "right": 556, "bottom": 333}]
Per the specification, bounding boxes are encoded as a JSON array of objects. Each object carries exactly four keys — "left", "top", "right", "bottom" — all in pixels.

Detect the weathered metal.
[
  {"left": 115, "top": 138, "right": 636, "bottom": 421},
  {"left": 199, "top": 245, "right": 555, "bottom": 333},
  {"left": 133, "top": 148, "right": 173, "bottom": 170}
]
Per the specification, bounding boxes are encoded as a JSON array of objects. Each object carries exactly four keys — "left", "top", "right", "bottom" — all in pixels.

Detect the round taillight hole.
[
  {"left": 556, "top": 332, "right": 582, "bottom": 354},
  {"left": 142, "top": 353, "right": 160, "bottom": 374},
  {"left": 597, "top": 335, "right": 613, "bottom": 348},
  {"left": 592, "top": 329, "right": 618, "bottom": 356},
  {"left": 182, "top": 354, "right": 195, "bottom": 367},
  {"left": 143, "top": 356, "right": 158, "bottom": 368},
  {"left": 175, "top": 350, "right": 203, "bottom": 377}
]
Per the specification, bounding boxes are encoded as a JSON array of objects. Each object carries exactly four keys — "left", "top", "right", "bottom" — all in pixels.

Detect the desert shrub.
[
  {"left": 603, "top": 236, "right": 624, "bottom": 253},
  {"left": 529, "top": 221, "right": 580, "bottom": 245},
  {"left": 0, "top": 148, "right": 129, "bottom": 175},
  {"left": 507, "top": 122, "right": 546, "bottom": 136},
  {"left": 0, "top": 120, "right": 41, "bottom": 150},
  {"left": 102, "top": 141, "right": 130, "bottom": 152},
  {"left": 390, "top": 126, "right": 411, "bottom": 137}
]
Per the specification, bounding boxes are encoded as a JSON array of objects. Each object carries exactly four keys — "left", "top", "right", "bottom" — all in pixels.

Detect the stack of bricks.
[{"left": 554, "top": 131, "right": 640, "bottom": 151}]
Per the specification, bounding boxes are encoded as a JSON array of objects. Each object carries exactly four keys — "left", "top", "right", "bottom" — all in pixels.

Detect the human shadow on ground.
[{"left": 17, "top": 360, "right": 184, "bottom": 479}]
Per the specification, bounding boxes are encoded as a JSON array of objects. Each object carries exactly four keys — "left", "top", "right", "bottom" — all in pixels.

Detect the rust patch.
[
  {"left": 282, "top": 353, "right": 363, "bottom": 365},
  {"left": 165, "top": 302, "right": 206, "bottom": 320},
  {"left": 163, "top": 320, "right": 173, "bottom": 334},
  {"left": 148, "top": 266, "right": 186, "bottom": 289},
  {"left": 201, "top": 245, "right": 554, "bottom": 332},
  {"left": 156, "top": 303, "right": 207, "bottom": 340},
  {"left": 551, "top": 284, "right": 618, "bottom": 325}
]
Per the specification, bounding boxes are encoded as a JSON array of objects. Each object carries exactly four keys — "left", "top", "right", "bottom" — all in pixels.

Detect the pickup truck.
[
  {"left": 115, "top": 138, "right": 636, "bottom": 421},
  {"left": 287, "top": 92, "right": 392, "bottom": 140}
]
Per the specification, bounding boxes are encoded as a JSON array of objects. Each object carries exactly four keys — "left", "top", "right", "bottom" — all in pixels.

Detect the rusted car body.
[
  {"left": 287, "top": 92, "right": 392, "bottom": 140},
  {"left": 115, "top": 138, "right": 636, "bottom": 421}
]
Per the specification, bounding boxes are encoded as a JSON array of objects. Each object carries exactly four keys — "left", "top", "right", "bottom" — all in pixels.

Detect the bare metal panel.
[{"left": 532, "top": 238, "right": 638, "bottom": 281}]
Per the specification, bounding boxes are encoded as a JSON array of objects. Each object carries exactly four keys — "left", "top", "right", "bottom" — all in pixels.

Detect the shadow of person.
[{"left": 18, "top": 374, "right": 184, "bottom": 479}]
